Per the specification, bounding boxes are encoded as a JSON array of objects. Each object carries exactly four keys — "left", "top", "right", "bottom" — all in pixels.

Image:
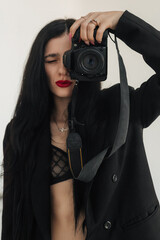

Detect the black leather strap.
[{"left": 67, "top": 34, "right": 130, "bottom": 182}]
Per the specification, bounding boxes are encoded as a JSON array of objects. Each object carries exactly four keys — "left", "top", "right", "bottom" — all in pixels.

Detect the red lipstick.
[{"left": 56, "top": 80, "right": 72, "bottom": 88}]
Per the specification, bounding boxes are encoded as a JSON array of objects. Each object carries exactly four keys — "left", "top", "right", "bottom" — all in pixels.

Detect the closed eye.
[{"left": 45, "top": 60, "right": 57, "bottom": 63}]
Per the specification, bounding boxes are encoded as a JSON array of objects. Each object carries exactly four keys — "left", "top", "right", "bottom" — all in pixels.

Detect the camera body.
[{"left": 63, "top": 27, "right": 108, "bottom": 82}]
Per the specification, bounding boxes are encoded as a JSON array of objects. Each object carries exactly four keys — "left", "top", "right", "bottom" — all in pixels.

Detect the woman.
[{"left": 1, "top": 10, "right": 160, "bottom": 240}]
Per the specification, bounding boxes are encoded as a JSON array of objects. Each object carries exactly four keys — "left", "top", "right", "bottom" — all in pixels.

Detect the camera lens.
[
  {"left": 83, "top": 54, "right": 98, "bottom": 70},
  {"left": 77, "top": 48, "right": 104, "bottom": 75}
]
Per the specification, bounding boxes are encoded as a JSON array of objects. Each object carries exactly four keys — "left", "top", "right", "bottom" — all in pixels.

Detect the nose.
[{"left": 58, "top": 58, "right": 69, "bottom": 76}]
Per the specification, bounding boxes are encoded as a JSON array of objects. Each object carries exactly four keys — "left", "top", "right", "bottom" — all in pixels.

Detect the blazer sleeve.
[
  {"left": 115, "top": 10, "right": 160, "bottom": 128},
  {"left": 1, "top": 121, "right": 14, "bottom": 240}
]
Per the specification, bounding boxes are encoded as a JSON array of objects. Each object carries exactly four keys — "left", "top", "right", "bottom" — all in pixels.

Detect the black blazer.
[{"left": 1, "top": 11, "right": 160, "bottom": 240}]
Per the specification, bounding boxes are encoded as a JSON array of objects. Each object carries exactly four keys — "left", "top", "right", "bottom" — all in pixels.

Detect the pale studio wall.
[{"left": 0, "top": 0, "right": 160, "bottom": 233}]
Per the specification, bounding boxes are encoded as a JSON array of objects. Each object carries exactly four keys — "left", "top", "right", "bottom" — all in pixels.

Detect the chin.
[
  {"left": 52, "top": 86, "right": 75, "bottom": 97},
  {"left": 52, "top": 91, "right": 73, "bottom": 99}
]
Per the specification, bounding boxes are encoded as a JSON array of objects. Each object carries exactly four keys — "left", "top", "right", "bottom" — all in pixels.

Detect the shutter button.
[
  {"left": 104, "top": 221, "right": 112, "bottom": 230},
  {"left": 112, "top": 174, "right": 118, "bottom": 183}
]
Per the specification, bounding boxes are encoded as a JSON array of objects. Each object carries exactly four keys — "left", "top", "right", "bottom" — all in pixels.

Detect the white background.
[{"left": 0, "top": 0, "right": 160, "bottom": 233}]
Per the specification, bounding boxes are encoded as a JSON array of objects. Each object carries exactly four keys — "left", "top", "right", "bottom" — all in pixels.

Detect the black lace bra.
[{"left": 50, "top": 144, "right": 73, "bottom": 185}]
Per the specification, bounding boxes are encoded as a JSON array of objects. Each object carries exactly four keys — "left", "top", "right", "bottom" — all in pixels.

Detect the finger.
[
  {"left": 87, "top": 22, "right": 97, "bottom": 43},
  {"left": 86, "top": 14, "right": 100, "bottom": 44},
  {"left": 80, "top": 19, "right": 91, "bottom": 45},
  {"left": 70, "top": 12, "right": 93, "bottom": 37},
  {"left": 80, "top": 13, "right": 98, "bottom": 44},
  {"left": 96, "top": 24, "right": 110, "bottom": 43},
  {"left": 69, "top": 17, "right": 86, "bottom": 38}
]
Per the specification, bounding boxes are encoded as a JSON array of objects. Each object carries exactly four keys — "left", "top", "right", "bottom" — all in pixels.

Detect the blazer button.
[
  {"left": 104, "top": 221, "right": 112, "bottom": 230},
  {"left": 112, "top": 174, "right": 118, "bottom": 183}
]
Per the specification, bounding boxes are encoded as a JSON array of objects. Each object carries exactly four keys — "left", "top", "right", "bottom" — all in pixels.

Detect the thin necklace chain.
[
  {"left": 55, "top": 119, "right": 69, "bottom": 132},
  {"left": 51, "top": 117, "right": 69, "bottom": 144}
]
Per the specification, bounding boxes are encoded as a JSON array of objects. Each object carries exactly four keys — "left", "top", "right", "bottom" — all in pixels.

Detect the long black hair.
[{"left": 2, "top": 18, "right": 101, "bottom": 239}]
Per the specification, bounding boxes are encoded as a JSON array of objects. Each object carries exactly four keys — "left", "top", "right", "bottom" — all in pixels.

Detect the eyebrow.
[{"left": 44, "top": 53, "right": 60, "bottom": 59}]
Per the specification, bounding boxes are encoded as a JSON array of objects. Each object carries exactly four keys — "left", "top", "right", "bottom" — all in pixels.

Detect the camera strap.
[{"left": 67, "top": 34, "right": 130, "bottom": 182}]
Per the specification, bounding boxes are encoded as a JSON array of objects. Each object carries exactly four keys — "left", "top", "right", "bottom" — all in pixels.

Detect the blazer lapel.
[{"left": 31, "top": 125, "right": 51, "bottom": 240}]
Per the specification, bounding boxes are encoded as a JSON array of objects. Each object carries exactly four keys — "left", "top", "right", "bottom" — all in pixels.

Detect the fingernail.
[
  {"left": 90, "top": 41, "right": 95, "bottom": 45},
  {"left": 85, "top": 41, "right": 90, "bottom": 45},
  {"left": 69, "top": 32, "right": 72, "bottom": 41}
]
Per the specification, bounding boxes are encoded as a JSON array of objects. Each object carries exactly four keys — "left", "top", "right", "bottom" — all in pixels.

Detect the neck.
[{"left": 51, "top": 95, "right": 71, "bottom": 123}]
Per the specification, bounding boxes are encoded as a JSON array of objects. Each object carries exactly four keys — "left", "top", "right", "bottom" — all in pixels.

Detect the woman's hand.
[{"left": 69, "top": 11, "right": 124, "bottom": 45}]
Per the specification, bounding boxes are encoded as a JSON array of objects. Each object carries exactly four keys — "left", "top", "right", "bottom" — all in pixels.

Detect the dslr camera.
[{"left": 63, "top": 27, "right": 108, "bottom": 82}]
